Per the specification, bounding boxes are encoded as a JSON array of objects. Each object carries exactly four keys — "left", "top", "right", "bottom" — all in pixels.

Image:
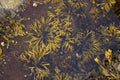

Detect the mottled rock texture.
[{"left": 0, "top": 0, "right": 24, "bottom": 21}]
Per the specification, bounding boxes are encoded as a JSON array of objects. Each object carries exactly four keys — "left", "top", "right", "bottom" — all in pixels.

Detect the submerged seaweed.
[
  {"left": 19, "top": 0, "right": 120, "bottom": 80},
  {"left": 0, "top": 0, "right": 120, "bottom": 80},
  {"left": 0, "top": 19, "right": 25, "bottom": 60},
  {"left": 94, "top": 49, "right": 120, "bottom": 79}
]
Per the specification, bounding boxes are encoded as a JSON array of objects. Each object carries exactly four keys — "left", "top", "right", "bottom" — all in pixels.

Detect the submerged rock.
[
  {"left": 0, "top": 0, "right": 24, "bottom": 10},
  {"left": 0, "top": 0, "right": 25, "bottom": 21}
]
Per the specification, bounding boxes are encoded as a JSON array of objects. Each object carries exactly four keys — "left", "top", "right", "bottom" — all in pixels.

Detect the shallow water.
[{"left": 0, "top": 0, "right": 120, "bottom": 80}]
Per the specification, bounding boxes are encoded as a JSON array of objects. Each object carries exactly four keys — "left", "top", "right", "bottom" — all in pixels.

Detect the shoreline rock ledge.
[{"left": 0, "top": 0, "right": 25, "bottom": 21}]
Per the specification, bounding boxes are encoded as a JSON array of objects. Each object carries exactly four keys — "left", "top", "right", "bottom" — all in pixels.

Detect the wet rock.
[
  {"left": 0, "top": 0, "right": 23, "bottom": 10},
  {"left": 0, "top": 0, "right": 25, "bottom": 21},
  {"left": 117, "top": 64, "right": 120, "bottom": 71}
]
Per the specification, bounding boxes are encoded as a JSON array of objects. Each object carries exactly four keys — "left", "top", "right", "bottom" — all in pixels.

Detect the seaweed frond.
[
  {"left": 67, "top": 0, "right": 88, "bottom": 8},
  {"left": 0, "top": 47, "right": 2, "bottom": 60},
  {"left": 76, "top": 31, "right": 101, "bottom": 58},
  {"left": 0, "top": 19, "right": 25, "bottom": 48},
  {"left": 26, "top": 17, "right": 61, "bottom": 53},
  {"left": 53, "top": 67, "right": 71, "bottom": 80},
  {"left": 0, "top": 19, "right": 25, "bottom": 59},
  {"left": 20, "top": 49, "right": 50, "bottom": 80},
  {"left": 94, "top": 49, "right": 120, "bottom": 79},
  {"left": 96, "top": 23, "right": 120, "bottom": 49},
  {"left": 75, "top": 31, "right": 101, "bottom": 73},
  {"left": 97, "top": 0, "right": 116, "bottom": 12}
]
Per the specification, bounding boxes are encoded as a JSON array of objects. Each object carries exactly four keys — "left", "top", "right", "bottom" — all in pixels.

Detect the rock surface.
[
  {"left": 0, "top": 0, "right": 24, "bottom": 21},
  {"left": 0, "top": 0, "right": 23, "bottom": 10}
]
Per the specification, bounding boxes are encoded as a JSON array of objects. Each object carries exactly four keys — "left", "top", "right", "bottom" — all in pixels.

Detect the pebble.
[
  {"left": 2, "top": 59, "right": 7, "bottom": 65},
  {"left": 27, "top": 17, "right": 30, "bottom": 20},
  {"left": 3, "top": 61, "right": 6, "bottom": 64},
  {"left": 2, "top": 59, "right": 5, "bottom": 61},
  {"left": 25, "top": 31, "right": 28, "bottom": 34},
  {"left": 24, "top": 75, "right": 27, "bottom": 78},
  {"left": 16, "top": 14, "right": 20, "bottom": 17},
  {"left": 1, "top": 42, "right": 5, "bottom": 46},
  {"left": 33, "top": 2, "right": 38, "bottom": 7},
  {"left": 76, "top": 53, "right": 79, "bottom": 57},
  {"left": 117, "top": 64, "right": 120, "bottom": 71},
  {"left": 48, "top": 6, "right": 52, "bottom": 9}
]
